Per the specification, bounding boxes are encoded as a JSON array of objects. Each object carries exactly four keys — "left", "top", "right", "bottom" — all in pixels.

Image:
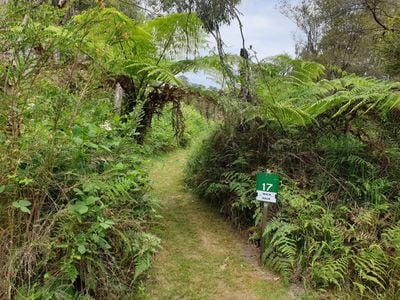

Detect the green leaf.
[
  {"left": 86, "top": 142, "right": 99, "bottom": 149},
  {"left": 99, "top": 219, "right": 114, "bottom": 229},
  {"left": 84, "top": 196, "right": 99, "bottom": 205},
  {"left": 12, "top": 199, "right": 32, "bottom": 214},
  {"left": 78, "top": 244, "right": 86, "bottom": 254},
  {"left": 87, "top": 124, "right": 97, "bottom": 137},
  {"left": 98, "top": 237, "right": 111, "bottom": 249},
  {"left": 73, "top": 188, "right": 84, "bottom": 195},
  {"left": 12, "top": 200, "right": 31, "bottom": 208},
  {"left": 72, "top": 201, "right": 89, "bottom": 214},
  {"left": 114, "top": 162, "right": 126, "bottom": 170},
  {"left": 19, "top": 199, "right": 32, "bottom": 207},
  {"left": 19, "top": 178, "right": 33, "bottom": 185},
  {"left": 72, "top": 125, "right": 81, "bottom": 136},
  {"left": 72, "top": 137, "right": 83, "bottom": 145},
  {"left": 20, "top": 206, "right": 31, "bottom": 213},
  {"left": 91, "top": 233, "right": 100, "bottom": 244},
  {"left": 0, "top": 185, "right": 5, "bottom": 193},
  {"left": 134, "top": 253, "right": 151, "bottom": 281},
  {"left": 99, "top": 145, "right": 112, "bottom": 152},
  {"left": 62, "top": 263, "right": 79, "bottom": 282}
]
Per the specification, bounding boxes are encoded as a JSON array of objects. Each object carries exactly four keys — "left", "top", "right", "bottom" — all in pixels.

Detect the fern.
[
  {"left": 205, "top": 182, "right": 229, "bottom": 195},
  {"left": 143, "top": 13, "right": 206, "bottom": 57},
  {"left": 125, "top": 60, "right": 183, "bottom": 86},
  {"left": 311, "top": 256, "right": 348, "bottom": 290},
  {"left": 262, "top": 220, "right": 298, "bottom": 281},
  {"left": 72, "top": 7, "right": 156, "bottom": 63},
  {"left": 133, "top": 252, "right": 152, "bottom": 281},
  {"left": 249, "top": 56, "right": 400, "bottom": 127},
  {"left": 352, "top": 244, "right": 389, "bottom": 292},
  {"left": 383, "top": 225, "right": 400, "bottom": 267},
  {"left": 106, "top": 177, "right": 136, "bottom": 200}
]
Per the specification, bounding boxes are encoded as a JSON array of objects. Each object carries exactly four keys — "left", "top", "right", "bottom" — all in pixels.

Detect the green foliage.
[
  {"left": 281, "top": 0, "right": 400, "bottom": 77},
  {"left": 0, "top": 2, "right": 214, "bottom": 296},
  {"left": 156, "top": 0, "right": 242, "bottom": 32},
  {"left": 249, "top": 56, "right": 400, "bottom": 127},
  {"left": 72, "top": 7, "right": 205, "bottom": 74},
  {"left": 263, "top": 219, "right": 298, "bottom": 282},
  {"left": 377, "top": 12, "right": 400, "bottom": 78},
  {"left": 1, "top": 112, "right": 160, "bottom": 298},
  {"left": 144, "top": 104, "right": 212, "bottom": 154},
  {"left": 143, "top": 12, "right": 206, "bottom": 57},
  {"left": 12, "top": 199, "right": 32, "bottom": 214},
  {"left": 0, "top": 3, "right": 188, "bottom": 298},
  {"left": 73, "top": 7, "right": 156, "bottom": 65},
  {"left": 186, "top": 55, "right": 400, "bottom": 298}
]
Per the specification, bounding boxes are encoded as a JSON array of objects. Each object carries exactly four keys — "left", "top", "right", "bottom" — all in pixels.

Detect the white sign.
[{"left": 256, "top": 191, "right": 277, "bottom": 203}]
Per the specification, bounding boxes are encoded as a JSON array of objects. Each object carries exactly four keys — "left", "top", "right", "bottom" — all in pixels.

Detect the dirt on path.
[{"left": 144, "top": 149, "right": 297, "bottom": 300}]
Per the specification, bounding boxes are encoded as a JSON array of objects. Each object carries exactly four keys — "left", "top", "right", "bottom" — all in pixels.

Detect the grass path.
[{"left": 143, "top": 149, "right": 297, "bottom": 300}]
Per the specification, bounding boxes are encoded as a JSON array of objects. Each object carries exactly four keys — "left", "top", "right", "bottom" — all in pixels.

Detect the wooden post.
[
  {"left": 260, "top": 169, "right": 271, "bottom": 262},
  {"left": 260, "top": 202, "right": 269, "bottom": 262}
]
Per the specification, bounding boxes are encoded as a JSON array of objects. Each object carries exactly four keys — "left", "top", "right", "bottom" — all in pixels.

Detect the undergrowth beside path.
[{"left": 143, "top": 149, "right": 296, "bottom": 300}]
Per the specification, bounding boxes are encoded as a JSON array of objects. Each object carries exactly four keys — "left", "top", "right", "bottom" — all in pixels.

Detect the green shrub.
[
  {"left": 186, "top": 112, "right": 400, "bottom": 297},
  {"left": 0, "top": 113, "right": 160, "bottom": 298}
]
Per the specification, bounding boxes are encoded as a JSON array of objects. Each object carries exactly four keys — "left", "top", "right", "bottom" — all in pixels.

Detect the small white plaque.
[{"left": 256, "top": 191, "right": 277, "bottom": 203}]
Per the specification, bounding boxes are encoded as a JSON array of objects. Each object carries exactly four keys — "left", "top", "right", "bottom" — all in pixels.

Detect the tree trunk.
[{"left": 114, "top": 83, "right": 123, "bottom": 115}]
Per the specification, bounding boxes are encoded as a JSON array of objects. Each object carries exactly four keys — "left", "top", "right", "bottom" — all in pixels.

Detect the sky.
[
  {"left": 186, "top": 0, "right": 302, "bottom": 86},
  {"left": 220, "top": 0, "right": 299, "bottom": 59}
]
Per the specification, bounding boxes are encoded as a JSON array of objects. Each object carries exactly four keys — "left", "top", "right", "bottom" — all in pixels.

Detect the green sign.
[{"left": 256, "top": 173, "right": 279, "bottom": 203}]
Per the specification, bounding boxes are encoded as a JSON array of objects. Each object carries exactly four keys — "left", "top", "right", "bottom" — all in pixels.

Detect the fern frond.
[
  {"left": 352, "top": 244, "right": 388, "bottom": 291},
  {"left": 262, "top": 220, "right": 299, "bottom": 281},
  {"left": 125, "top": 61, "right": 182, "bottom": 86},
  {"left": 311, "top": 256, "right": 348, "bottom": 290},
  {"left": 143, "top": 13, "right": 206, "bottom": 56}
]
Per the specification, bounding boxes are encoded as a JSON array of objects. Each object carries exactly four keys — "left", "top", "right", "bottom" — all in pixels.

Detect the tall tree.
[
  {"left": 150, "top": 0, "right": 250, "bottom": 94},
  {"left": 281, "top": 0, "right": 400, "bottom": 78}
]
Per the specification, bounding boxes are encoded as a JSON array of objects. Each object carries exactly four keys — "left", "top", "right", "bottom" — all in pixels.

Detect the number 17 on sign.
[{"left": 256, "top": 173, "right": 279, "bottom": 203}]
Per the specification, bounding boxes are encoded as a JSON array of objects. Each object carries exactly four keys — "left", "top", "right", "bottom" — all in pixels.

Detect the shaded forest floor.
[{"left": 142, "top": 149, "right": 300, "bottom": 299}]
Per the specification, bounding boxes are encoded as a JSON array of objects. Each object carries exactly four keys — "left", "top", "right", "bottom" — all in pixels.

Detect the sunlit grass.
[{"left": 142, "top": 149, "right": 293, "bottom": 300}]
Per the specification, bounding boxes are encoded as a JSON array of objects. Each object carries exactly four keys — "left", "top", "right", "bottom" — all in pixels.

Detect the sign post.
[
  {"left": 256, "top": 173, "right": 279, "bottom": 203},
  {"left": 256, "top": 172, "right": 279, "bottom": 261}
]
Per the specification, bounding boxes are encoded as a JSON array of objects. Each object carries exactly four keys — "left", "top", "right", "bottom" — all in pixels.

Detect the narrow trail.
[{"left": 144, "top": 149, "right": 297, "bottom": 300}]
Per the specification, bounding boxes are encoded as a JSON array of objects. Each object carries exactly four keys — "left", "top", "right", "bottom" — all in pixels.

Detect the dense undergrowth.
[
  {"left": 0, "top": 3, "right": 210, "bottom": 298},
  {"left": 0, "top": 88, "right": 207, "bottom": 298},
  {"left": 1, "top": 101, "right": 208, "bottom": 299},
  {"left": 1, "top": 119, "right": 159, "bottom": 298},
  {"left": 187, "top": 57, "right": 400, "bottom": 298},
  {"left": 3, "top": 0, "right": 400, "bottom": 298}
]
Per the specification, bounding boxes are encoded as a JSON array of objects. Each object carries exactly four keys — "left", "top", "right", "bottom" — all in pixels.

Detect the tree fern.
[
  {"left": 143, "top": 12, "right": 206, "bottom": 57},
  {"left": 73, "top": 7, "right": 156, "bottom": 62},
  {"left": 248, "top": 56, "right": 400, "bottom": 127},
  {"left": 125, "top": 60, "right": 183, "bottom": 86}
]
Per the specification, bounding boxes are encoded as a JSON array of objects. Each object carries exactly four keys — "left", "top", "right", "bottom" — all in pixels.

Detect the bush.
[
  {"left": 0, "top": 113, "right": 160, "bottom": 298},
  {"left": 186, "top": 111, "right": 400, "bottom": 298}
]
